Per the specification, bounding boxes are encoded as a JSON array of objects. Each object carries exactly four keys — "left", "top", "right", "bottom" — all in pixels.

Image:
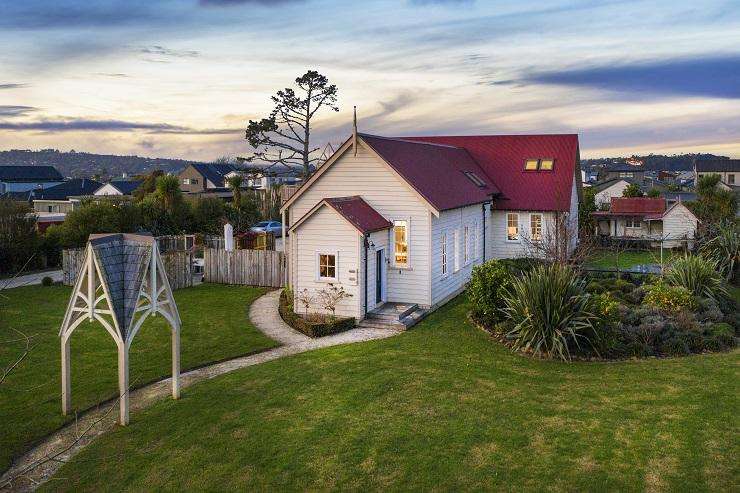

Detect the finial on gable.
[{"left": 353, "top": 105, "right": 358, "bottom": 157}]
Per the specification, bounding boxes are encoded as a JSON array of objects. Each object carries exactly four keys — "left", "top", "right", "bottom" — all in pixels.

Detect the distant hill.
[
  {"left": 0, "top": 149, "right": 202, "bottom": 180},
  {"left": 581, "top": 153, "right": 729, "bottom": 172}
]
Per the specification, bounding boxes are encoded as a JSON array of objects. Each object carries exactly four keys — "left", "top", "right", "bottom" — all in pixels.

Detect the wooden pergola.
[{"left": 59, "top": 233, "right": 181, "bottom": 425}]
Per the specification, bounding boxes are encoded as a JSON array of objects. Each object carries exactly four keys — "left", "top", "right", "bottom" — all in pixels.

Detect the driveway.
[{"left": 1, "top": 270, "right": 62, "bottom": 290}]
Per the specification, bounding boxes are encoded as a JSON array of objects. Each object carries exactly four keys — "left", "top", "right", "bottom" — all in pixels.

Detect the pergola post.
[
  {"left": 61, "top": 336, "right": 71, "bottom": 415},
  {"left": 172, "top": 328, "right": 180, "bottom": 399},
  {"left": 117, "top": 343, "right": 129, "bottom": 425}
]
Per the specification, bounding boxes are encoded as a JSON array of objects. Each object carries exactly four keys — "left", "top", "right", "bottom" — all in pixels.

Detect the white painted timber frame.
[{"left": 58, "top": 234, "right": 181, "bottom": 426}]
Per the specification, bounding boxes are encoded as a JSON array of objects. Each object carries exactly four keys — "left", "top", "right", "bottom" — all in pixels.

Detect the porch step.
[{"left": 360, "top": 303, "right": 425, "bottom": 330}]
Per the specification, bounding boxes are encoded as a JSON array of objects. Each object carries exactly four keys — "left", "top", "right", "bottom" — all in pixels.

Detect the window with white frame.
[
  {"left": 441, "top": 232, "right": 448, "bottom": 276},
  {"left": 506, "top": 213, "right": 519, "bottom": 241},
  {"left": 463, "top": 224, "right": 470, "bottom": 264},
  {"left": 530, "top": 213, "right": 543, "bottom": 242},
  {"left": 619, "top": 172, "right": 634, "bottom": 178},
  {"left": 453, "top": 229, "right": 460, "bottom": 272},
  {"left": 393, "top": 220, "right": 409, "bottom": 267},
  {"left": 624, "top": 218, "right": 640, "bottom": 229},
  {"left": 317, "top": 252, "right": 337, "bottom": 280}
]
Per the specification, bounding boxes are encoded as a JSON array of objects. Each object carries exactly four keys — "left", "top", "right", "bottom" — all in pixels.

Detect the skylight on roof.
[
  {"left": 463, "top": 171, "right": 486, "bottom": 188},
  {"left": 524, "top": 158, "right": 555, "bottom": 171}
]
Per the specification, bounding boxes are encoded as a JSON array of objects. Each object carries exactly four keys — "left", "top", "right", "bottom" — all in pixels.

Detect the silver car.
[{"left": 250, "top": 221, "right": 283, "bottom": 236}]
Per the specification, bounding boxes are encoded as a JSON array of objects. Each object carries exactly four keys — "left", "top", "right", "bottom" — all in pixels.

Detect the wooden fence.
[
  {"left": 203, "top": 248, "right": 286, "bottom": 287},
  {"left": 62, "top": 248, "right": 193, "bottom": 290}
]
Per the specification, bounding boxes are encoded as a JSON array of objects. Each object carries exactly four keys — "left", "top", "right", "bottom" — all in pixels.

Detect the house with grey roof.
[
  {"left": 0, "top": 165, "right": 64, "bottom": 193},
  {"left": 178, "top": 163, "right": 237, "bottom": 192},
  {"left": 694, "top": 158, "right": 740, "bottom": 186}
]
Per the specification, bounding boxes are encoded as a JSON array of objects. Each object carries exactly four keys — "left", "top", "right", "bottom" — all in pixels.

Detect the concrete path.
[
  {"left": 1, "top": 270, "right": 62, "bottom": 290},
  {"left": 0, "top": 289, "right": 401, "bottom": 492}
]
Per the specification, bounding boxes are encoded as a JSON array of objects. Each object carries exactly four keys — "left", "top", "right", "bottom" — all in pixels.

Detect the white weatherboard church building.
[{"left": 280, "top": 130, "right": 582, "bottom": 326}]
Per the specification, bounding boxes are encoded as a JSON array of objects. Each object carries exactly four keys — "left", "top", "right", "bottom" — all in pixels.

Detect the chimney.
[{"left": 352, "top": 106, "right": 358, "bottom": 157}]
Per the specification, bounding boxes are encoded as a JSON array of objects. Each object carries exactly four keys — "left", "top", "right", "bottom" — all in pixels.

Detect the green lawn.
[
  {"left": 43, "top": 295, "right": 738, "bottom": 492},
  {"left": 586, "top": 249, "right": 681, "bottom": 270},
  {"left": 0, "top": 283, "right": 277, "bottom": 473}
]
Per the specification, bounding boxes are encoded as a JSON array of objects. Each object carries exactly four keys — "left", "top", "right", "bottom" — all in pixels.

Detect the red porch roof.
[{"left": 324, "top": 196, "right": 392, "bottom": 234}]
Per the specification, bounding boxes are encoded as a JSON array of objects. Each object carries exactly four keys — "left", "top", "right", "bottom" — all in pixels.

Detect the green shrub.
[
  {"left": 41, "top": 276, "right": 54, "bottom": 287},
  {"left": 468, "top": 260, "right": 514, "bottom": 328},
  {"left": 503, "top": 263, "right": 596, "bottom": 361},
  {"left": 644, "top": 282, "right": 697, "bottom": 311},
  {"left": 703, "top": 323, "right": 735, "bottom": 351},
  {"left": 659, "top": 337, "right": 690, "bottom": 356},
  {"left": 699, "top": 222, "right": 739, "bottom": 282},
  {"left": 613, "top": 279, "right": 636, "bottom": 293},
  {"left": 665, "top": 255, "right": 729, "bottom": 301},
  {"left": 586, "top": 280, "right": 607, "bottom": 294}
]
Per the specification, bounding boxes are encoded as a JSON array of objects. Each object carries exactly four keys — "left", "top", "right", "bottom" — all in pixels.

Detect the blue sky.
[{"left": 0, "top": 0, "right": 739, "bottom": 160}]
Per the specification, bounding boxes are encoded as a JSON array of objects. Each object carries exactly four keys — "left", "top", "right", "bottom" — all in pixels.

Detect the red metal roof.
[
  {"left": 610, "top": 197, "right": 666, "bottom": 215},
  {"left": 360, "top": 134, "right": 500, "bottom": 211},
  {"left": 403, "top": 134, "right": 579, "bottom": 212},
  {"left": 324, "top": 196, "right": 392, "bottom": 234}
]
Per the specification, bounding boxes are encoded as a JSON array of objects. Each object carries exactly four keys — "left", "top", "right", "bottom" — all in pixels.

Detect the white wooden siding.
[
  {"left": 662, "top": 203, "right": 698, "bottom": 247},
  {"left": 489, "top": 210, "right": 557, "bottom": 259},
  {"left": 292, "top": 206, "right": 361, "bottom": 319},
  {"left": 431, "top": 204, "right": 486, "bottom": 305},
  {"left": 595, "top": 180, "right": 629, "bottom": 207},
  {"left": 568, "top": 178, "right": 579, "bottom": 253},
  {"left": 288, "top": 142, "right": 431, "bottom": 306}
]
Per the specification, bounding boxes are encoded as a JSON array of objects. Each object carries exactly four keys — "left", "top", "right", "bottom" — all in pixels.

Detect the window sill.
[{"left": 316, "top": 278, "right": 338, "bottom": 283}]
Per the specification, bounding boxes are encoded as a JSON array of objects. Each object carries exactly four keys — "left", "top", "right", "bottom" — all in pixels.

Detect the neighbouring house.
[
  {"left": 592, "top": 197, "right": 698, "bottom": 248},
  {"left": 230, "top": 164, "right": 304, "bottom": 190},
  {"left": 597, "top": 163, "right": 645, "bottom": 184},
  {"left": 593, "top": 178, "right": 633, "bottom": 207},
  {"left": 178, "top": 163, "right": 237, "bottom": 192},
  {"left": 29, "top": 178, "right": 102, "bottom": 232},
  {"left": 662, "top": 191, "right": 697, "bottom": 206},
  {"left": 94, "top": 180, "right": 142, "bottom": 196},
  {"left": 694, "top": 158, "right": 739, "bottom": 186},
  {"left": 280, "top": 132, "right": 581, "bottom": 323},
  {"left": 0, "top": 165, "right": 64, "bottom": 194}
]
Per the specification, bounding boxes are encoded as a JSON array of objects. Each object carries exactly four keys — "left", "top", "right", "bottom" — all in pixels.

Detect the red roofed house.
[
  {"left": 280, "top": 132, "right": 582, "bottom": 326},
  {"left": 592, "top": 197, "right": 698, "bottom": 248}
]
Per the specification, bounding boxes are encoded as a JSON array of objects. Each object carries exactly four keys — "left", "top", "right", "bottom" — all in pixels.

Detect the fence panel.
[
  {"left": 61, "top": 248, "right": 86, "bottom": 286},
  {"left": 203, "top": 248, "right": 285, "bottom": 287},
  {"left": 62, "top": 248, "right": 193, "bottom": 290}
]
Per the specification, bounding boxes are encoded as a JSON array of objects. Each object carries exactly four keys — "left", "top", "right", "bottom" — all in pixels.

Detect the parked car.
[{"left": 250, "top": 221, "right": 283, "bottom": 236}]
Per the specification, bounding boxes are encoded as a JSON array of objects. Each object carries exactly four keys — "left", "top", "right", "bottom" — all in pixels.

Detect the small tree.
[
  {"left": 244, "top": 70, "right": 339, "bottom": 178},
  {"left": 155, "top": 175, "right": 182, "bottom": 212},
  {"left": 622, "top": 183, "right": 643, "bottom": 197},
  {"left": 646, "top": 188, "right": 661, "bottom": 198},
  {"left": 295, "top": 288, "right": 315, "bottom": 316},
  {"left": 227, "top": 175, "right": 243, "bottom": 207},
  {"left": 317, "top": 283, "right": 352, "bottom": 319}
]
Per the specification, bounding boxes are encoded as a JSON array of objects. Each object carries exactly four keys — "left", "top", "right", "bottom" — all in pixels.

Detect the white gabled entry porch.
[{"left": 287, "top": 196, "right": 425, "bottom": 327}]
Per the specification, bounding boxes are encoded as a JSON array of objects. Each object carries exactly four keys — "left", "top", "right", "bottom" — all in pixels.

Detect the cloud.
[
  {"left": 409, "top": 0, "right": 474, "bottom": 4},
  {"left": 138, "top": 45, "right": 199, "bottom": 58},
  {"left": 199, "top": 0, "right": 305, "bottom": 6},
  {"left": 0, "top": 2, "right": 160, "bottom": 29},
  {"left": 0, "top": 106, "right": 38, "bottom": 117},
  {"left": 95, "top": 72, "right": 129, "bottom": 78},
  {"left": 0, "top": 83, "right": 28, "bottom": 90},
  {"left": 525, "top": 54, "right": 740, "bottom": 99},
  {"left": 0, "top": 117, "right": 238, "bottom": 135}
]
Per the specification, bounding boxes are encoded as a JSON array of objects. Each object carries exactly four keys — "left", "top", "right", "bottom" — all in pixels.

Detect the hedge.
[{"left": 278, "top": 289, "right": 355, "bottom": 338}]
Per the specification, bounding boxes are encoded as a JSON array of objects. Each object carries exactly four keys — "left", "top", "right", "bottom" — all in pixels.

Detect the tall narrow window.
[
  {"left": 394, "top": 220, "right": 408, "bottom": 267},
  {"left": 475, "top": 220, "right": 481, "bottom": 259},
  {"left": 530, "top": 214, "right": 543, "bottom": 242},
  {"left": 463, "top": 225, "right": 470, "bottom": 264},
  {"left": 507, "top": 213, "right": 519, "bottom": 241},
  {"left": 453, "top": 229, "right": 460, "bottom": 272},
  {"left": 441, "top": 232, "right": 447, "bottom": 276}
]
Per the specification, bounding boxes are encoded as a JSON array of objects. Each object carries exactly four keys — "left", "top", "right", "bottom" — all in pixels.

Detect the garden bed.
[
  {"left": 278, "top": 289, "right": 355, "bottom": 337},
  {"left": 469, "top": 257, "right": 738, "bottom": 361}
]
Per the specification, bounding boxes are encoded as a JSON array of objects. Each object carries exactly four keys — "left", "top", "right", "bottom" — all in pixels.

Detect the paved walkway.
[
  {"left": 0, "top": 289, "right": 401, "bottom": 492},
  {"left": 1, "top": 270, "right": 62, "bottom": 290}
]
